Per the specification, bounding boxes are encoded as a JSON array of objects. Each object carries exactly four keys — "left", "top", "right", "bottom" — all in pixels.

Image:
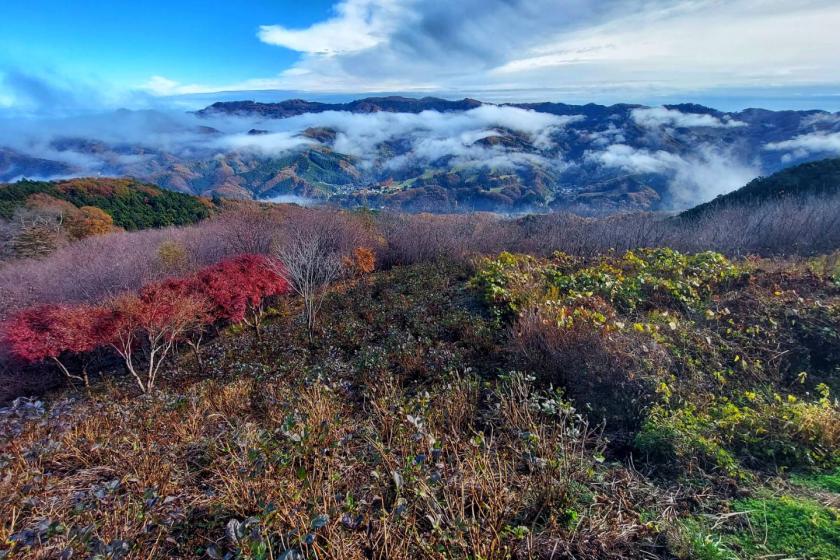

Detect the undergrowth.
[{"left": 1, "top": 253, "right": 839, "bottom": 559}]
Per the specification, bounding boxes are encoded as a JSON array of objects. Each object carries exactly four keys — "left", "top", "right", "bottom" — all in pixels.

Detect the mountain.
[
  {"left": 680, "top": 158, "right": 840, "bottom": 219},
  {"left": 196, "top": 95, "right": 484, "bottom": 118},
  {"left": 4, "top": 96, "right": 840, "bottom": 213},
  {"left": 0, "top": 148, "right": 76, "bottom": 182}
]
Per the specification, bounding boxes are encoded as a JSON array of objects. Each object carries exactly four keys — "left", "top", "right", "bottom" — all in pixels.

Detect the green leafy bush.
[{"left": 637, "top": 386, "right": 840, "bottom": 475}]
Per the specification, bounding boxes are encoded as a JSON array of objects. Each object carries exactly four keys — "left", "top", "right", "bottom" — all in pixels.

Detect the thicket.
[
  {"left": 472, "top": 249, "right": 840, "bottom": 477},
  {"left": 2, "top": 255, "right": 287, "bottom": 393}
]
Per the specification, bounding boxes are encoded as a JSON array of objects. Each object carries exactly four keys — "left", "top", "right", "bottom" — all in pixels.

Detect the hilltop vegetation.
[
  {"left": 0, "top": 178, "right": 214, "bottom": 229},
  {"left": 1, "top": 250, "right": 838, "bottom": 559},
  {"left": 0, "top": 178, "right": 215, "bottom": 261},
  {"left": 0, "top": 193, "right": 838, "bottom": 558}
]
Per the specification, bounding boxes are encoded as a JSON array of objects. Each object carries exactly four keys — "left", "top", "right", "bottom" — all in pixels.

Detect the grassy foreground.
[{"left": 1, "top": 255, "right": 839, "bottom": 559}]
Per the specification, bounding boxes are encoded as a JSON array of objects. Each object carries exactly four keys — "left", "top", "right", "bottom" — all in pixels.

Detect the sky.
[{"left": 2, "top": 0, "right": 840, "bottom": 112}]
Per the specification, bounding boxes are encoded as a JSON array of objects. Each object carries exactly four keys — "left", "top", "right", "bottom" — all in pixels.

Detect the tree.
[
  {"left": 1, "top": 304, "right": 106, "bottom": 387},
  {"left": 104, "top": 289, "right": 210, "bottom": 393},
  {"left": 156, "top": 239, "right": 190, "bottom": 273},
  {"left": 66, "top": 206, "right": 117, "bottom": 239},
  {"left": 348, "top": 246, "right": 376, "bottom": 275},
  {"left": 195, "top": 254, "right": 288, "bottom": 339},
  {"left": 271, "top": 231, "right": 345, "bottom": 342},
  {"left": 11, "top": 223, "right": 61, "bottom": 259}
]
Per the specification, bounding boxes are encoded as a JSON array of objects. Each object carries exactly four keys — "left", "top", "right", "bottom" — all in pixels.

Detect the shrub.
[
  {"left": 103, "top": 290, "right": 211, "bottom": 393},
  {"left": 66, "top": 206, "right": 118, "bottom": 239},
  {"left": 636, "top": 387, "right": 840, "bottom": 476},
  {"left": 1, "top": 304, "right": 108, "bottom": 387},
  {"left": 512, "top": 299, "right": 665, "bottom": 432},
  {"left": 350, "top": 246, "right": 376, "bottom": 275},
  {"left": 546, "top": 249, "right": 744, "bottom": 312},
  {"left": 470, "top": 252, "right": 547, "bottom": 320},
  {"left": 156, "top": 239, "right": 190, "bottom": 273},
  {"left": 195, "top": 254, "right": 289, "bottom": 337}
]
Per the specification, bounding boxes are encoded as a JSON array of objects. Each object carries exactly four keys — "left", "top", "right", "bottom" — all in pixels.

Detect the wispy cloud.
[
  {"left": 632, "top": 107, "right": 745, "bottom": 129},
  {"left": 764, "top": 131, "right": 840, "bottom": 161},
  {"left": 257, "top": 0, "right": 405, "bottom": 56},
  {"left": 241, "top": 0, "right": 840, "bottom": 96}
]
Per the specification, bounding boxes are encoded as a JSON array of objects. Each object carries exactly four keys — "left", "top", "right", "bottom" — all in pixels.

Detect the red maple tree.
[
  {"left": 194, "top": 254, "right": 288, "bottom": 337},
  {"left": 1, "top": 304, "right": 107, "bottom": 386},
  {"left": 104, "top": 287, "right": 211, "bottom": 393}
]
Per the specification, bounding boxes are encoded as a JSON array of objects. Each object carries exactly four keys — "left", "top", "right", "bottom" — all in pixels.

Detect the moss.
[
  {"left": 728, "top": 496, "right": 840, "bottom": 559},
  {"left": 792, "top": 468, "right": 840, "bottom": 493}
]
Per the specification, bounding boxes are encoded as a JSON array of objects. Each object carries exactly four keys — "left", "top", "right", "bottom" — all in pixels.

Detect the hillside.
[
  {"left": 0, "top": 178, "right": 215, "bottom": 230},
  {"left": 1, "top": 249, "right": 838, "bottom": 559},
  {"left": 681, "top": 157, "right": 840, "bottom": 218}
]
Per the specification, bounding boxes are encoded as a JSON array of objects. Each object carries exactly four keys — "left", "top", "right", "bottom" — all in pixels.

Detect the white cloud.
[
  {"left": 257, "top": 0, "right": 406, "bottom": 55},
  {"left": 764, "top": 131, "right": 840, "bottom": 161},
  {"left": 586, "top": 143, "right": 758, "bottom": 206},
  {"left": 586, "top": 144, "right": 681, "bottom": 174},
  {"left": 239, "top": 0, "right": 840, "bottom": 96},
  {"left": 0, "top": 104, "right": 578, "bottom": 179},
  {"left": 632, "top": 107, "right": 745, "bottom": 129},
  {"left": 140, "top": 76, "right": 230, "bottom": 97},
  {"left": 215, "top": 132, "right": 314, "bottom": 156}
]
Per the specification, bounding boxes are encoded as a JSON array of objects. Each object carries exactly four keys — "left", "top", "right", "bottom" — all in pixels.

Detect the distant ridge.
[{"left": 197, "top": 96, "right": 484, "bottom": 118}]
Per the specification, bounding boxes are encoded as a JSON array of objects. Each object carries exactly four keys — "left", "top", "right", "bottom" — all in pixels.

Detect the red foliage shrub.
[
  {"left": 1, "top": 304, "right": 109, "bottom": 385},
  {"left": 103, "top": 289, "right": 212, "bottom": 393},
  {"left": 193, "top": 254, "right": 289, "bottom": 330},
  {"left": 1, "top": 253, "right": 289, "bottom": 394}
]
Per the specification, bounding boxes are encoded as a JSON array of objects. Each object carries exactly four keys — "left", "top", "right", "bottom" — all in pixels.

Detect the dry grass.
[{"left": 0, "top": 263, "right": 665, "bottom": 559}]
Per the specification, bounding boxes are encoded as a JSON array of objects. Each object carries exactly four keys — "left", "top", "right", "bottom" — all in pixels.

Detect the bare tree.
[{"left": 271, "top": 230, "right": 345, "bottom": 342}]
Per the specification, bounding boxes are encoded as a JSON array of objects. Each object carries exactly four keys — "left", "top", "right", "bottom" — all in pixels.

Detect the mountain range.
[{"left": 2, "top": 96, "right": 840, "bottom": 213}]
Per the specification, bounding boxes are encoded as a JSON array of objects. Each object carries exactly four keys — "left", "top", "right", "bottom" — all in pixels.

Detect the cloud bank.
[
  {"left": 0, "top": 104, "right": 578, "bottom": 179},
  {"left": 586, "top": 143, "right": 758, "bottom": 208},
  {"left": 764, "top": 132, "right": 840, "bottom": 162},
  {"left": 632, "top": 107, "right": 745, "bottom": 129}
]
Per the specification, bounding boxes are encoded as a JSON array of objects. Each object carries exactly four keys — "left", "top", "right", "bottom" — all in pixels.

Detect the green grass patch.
[
  {"left": 793, "top": 468, "right": 840, "bottom": 493},
  {"left": 727, "top": 496, "right": 840, "bottom": 559}
]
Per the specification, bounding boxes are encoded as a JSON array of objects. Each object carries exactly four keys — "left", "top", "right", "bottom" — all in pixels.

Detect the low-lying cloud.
[
  {"left": 0, "top": 97, "right": 783, "bottom": 210},
  {"left": 632, "top": 107, "right": 745, "bottom": 129},
  {"left": 586, "top": 143, "right": 757, "bottom": 208},
  {"left": 0, "top": 104, "right": 578, "bottom": 180},
  {"left": 764, "top": 131, "right": 840, "bottom": 162}
]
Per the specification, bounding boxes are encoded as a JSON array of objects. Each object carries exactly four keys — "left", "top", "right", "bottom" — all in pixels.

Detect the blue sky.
[
  {"left": 0, "top": 1, "right": 335, "bottom": 86},
  {"left": 2, "top": 0, "right": 840, "bottom": 111}
]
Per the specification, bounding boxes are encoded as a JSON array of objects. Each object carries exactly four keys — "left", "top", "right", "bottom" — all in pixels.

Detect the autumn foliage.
[
  {"left": 194, "top": 254, "right": 289, "bottom": 327},
  {"left": 0, "top": 254, "right": 288, "bottom": 392},
  {"left": 1, "top": 304, "right": 108, "bottom": 386}
]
